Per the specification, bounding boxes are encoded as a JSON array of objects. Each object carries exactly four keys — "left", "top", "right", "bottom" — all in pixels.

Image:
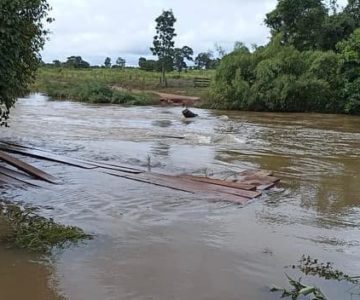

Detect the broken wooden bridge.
[{"left": 0, "top": 141, "right": 280, "bottom": 204}]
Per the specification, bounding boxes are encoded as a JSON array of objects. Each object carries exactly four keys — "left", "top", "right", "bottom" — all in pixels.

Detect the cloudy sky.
[{"left": 41, "top": 0, "right": 348, "bottom": 66}]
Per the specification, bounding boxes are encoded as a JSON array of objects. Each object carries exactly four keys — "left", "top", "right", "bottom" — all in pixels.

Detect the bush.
[
  {"left": 0, "top": 201, "right": 91, "bottom": 253},
  {"left": 209, "top": 36, "right": 357, "bottom": 114},
  {"left": 43, "top": 81, "right": 155, "bottom": 105}
]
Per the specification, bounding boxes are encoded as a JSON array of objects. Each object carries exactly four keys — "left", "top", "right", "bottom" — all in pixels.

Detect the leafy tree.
[
  {"left": 138, "top": 57, "right": 159, "bottom": 71},
  {"left": 233, "top": 42, "right": 250, "bottom": 53},
  {"left": 0, "top": 0, "right": 52, "bottom": 111},
  {"left": 214, "top": 43, "right": 227, "bottom": 58},
  {"left": 208, "top": 0, "right": 360, "bottom": 115},
  {"left": 150, "top": 10, "right": 177, "bottom": 86},
  {"left": 115, "top": 57, "right": 126, "bottom": 69},
  {"left": 195, "top": 52, "right": 214, "bottom": 69},
  {"left": 265, "top": 0, "right": 328, "bottom": 50},
  {"left": 104, "top": 57, "right": 111, "bottom": 68},
  {"left": 52, "top": 60, "right": 61, "bottom": 67},
  {"left": 173, "top": 46, "right": 193, "bottom": 74},
  {"left": 65, "top": 56, "right": 90, "bottom": 68},
  {"left": 337, "top": 28, "right": 360, "bottom": 113}
]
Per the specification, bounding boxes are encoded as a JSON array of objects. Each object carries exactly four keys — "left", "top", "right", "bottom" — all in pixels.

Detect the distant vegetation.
[
  {"left": 32, "top": 67, "right": 214, "bottom": 104},
  {"left": 0, "top": 0, "right": 52, "bottom": 112},
  {"left": 209, "top": 0, "right": 360, "bottom": 114}
]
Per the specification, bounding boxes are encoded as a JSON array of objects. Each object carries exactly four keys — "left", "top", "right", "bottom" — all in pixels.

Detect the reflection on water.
[{"left": 1, "top": 93, "right": 360, "bottom": 300}]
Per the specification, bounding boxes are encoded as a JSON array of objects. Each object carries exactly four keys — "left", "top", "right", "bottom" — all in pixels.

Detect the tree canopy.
[
  {"left": 0, "top": 0, "right": 52, "bottom": 110},
  {"left": 210, "top": 0, "right": 360, "bottom": 115},
  {"left": 151, "top": 10, "right": 177, "bottom": 86}
]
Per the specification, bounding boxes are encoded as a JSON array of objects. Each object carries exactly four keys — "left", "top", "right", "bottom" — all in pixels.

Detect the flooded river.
[{"left": 1, "top": 93, "right": 360, "bottom": 300}]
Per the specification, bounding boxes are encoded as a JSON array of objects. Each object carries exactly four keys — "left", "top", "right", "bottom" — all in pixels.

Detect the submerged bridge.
[{"left": 0, "top": 141, "right": 280, "bottom": 205}]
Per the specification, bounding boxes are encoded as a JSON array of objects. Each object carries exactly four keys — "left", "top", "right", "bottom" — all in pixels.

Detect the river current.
[{"left": 0, "top": 93, "right": 359, "bottom": 300}]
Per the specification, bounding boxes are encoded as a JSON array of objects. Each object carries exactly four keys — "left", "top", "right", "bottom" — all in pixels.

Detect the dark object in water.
[{"left": 182, "top": 108, "right": 198, "bottom": 118}]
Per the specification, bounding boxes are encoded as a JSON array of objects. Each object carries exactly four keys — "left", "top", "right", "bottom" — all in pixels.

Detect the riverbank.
[{"left": 31, "top": 67, "right": 212, "bottom": 105}]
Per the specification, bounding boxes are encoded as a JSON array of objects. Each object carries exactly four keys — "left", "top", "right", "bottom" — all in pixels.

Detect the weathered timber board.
[
  {"left": 0, "top": 143, "right": 144, "bottom": 173},
  {"left": 0, "top": 151, "right": 58, "bottom": 184},
  {"left": 102, "top": 170, "right": 258, "bottom": 201},
  {"left": 103, "top": 170, "right": 250, "bottom": 204},
  {"left": 176, "top": 175, "right": 262, "bottom": 199},
  {"left": 0, "top": 173, "right": 28, "bottom": 187},
  {"left": 0, "top": 144, "right": 97, "bottom": 169},
  {"left": 180, "top": 175, "right": 256, "bottom": 191},
  {"left": 0, "top": 166, "right": 44, "bottom": 187}
]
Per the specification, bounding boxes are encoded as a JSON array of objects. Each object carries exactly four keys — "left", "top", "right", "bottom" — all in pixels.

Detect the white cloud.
[{"left": 41, "top": 0, "right": 349, "bottom": 66}]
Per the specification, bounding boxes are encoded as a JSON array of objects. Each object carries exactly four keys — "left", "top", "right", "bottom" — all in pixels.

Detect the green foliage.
[
  {"left": 271, "top": 274, "right": 327, "bottom": 300},
  {"left": 295, "top": 255, "right": 360, "bottom": 284},
  {"left": 64, "top": 56, "right": 90, "bottom": 68},
  {"left": 209, "top": 1, "right": 360, "bottom": 114},
  {"left": 151, "top": 10, "right": 177, "bottom": 86},
  {"left": 43, "top": 81, "right": 155, "bottom": 105},
  {"left": 270, "top": 255, "right": 360, "bottom": 299},
  {"left": 115, "top": 57, "right": 126, "bottom": 69},
  {"left": 265, "top": 0, "right": 328, "bottom": 51},
  {"left": 104, "top": 57, "right": 111, "bottom": 68},
  {"left": 173, "top": 46, "right": 194, "bottom": 74},
  {"left": 265, "top": 0, "right": 360, "bottom": 52},
  {"left": 0, "top": 0, "right": 52, "bottom": 110},
  {"left": 0, "top": 201, "right": 91, "bottom": 253},
  {"left": 195, "top": 52, "right": 216, "bottom": 70},
  {"left": 138, "top": 57, "right": 160, "bottom": 72}
]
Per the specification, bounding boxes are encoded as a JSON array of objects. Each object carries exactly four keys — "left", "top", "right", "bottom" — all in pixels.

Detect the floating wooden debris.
[
  {"left": 0, "top": 165, "right": 43, "bottom": 187},
  {"left": 0, "top": 151, "right": 58, "bottom": 184},
  {"left": 0, "top": 141, "right": 280, "bottom": 205}
]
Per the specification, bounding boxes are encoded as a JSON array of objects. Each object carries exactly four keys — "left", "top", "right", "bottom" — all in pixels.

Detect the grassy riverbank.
[
  {"left": 0, "top": 201, "right": 91, "bottom": 253},
  {"left": 31, "top": 67, "right": 213, "bottom": 105}
]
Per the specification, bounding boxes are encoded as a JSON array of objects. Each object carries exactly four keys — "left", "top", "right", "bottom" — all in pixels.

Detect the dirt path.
[
  {"left": 153, "top": 92, "right": 200, "bottom": 105},
  {"left": 112, "top": 85, "right": 201, "bottom": 106}
]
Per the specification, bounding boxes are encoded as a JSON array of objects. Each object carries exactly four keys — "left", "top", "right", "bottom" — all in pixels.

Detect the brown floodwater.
[{"left": 0, "top": 93, "right": 360, "bottom": 300}]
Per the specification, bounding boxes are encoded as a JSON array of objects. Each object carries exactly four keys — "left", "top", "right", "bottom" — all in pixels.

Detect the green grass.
[
  {"left": 0, "top": 201, "right": 91, "bottom": 253},
  {"left": 42, "top": 80, "right": 157, "bottom": 105},
  {"left": 31, "top": 67, "right": 214, "bottom": 104}
]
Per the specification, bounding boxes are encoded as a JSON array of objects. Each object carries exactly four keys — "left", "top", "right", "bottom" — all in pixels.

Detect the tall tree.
[
  {"left": 65, "top": 56, "right": 90, "bottom": 68},
  {"left": 195, "top": 52, "right": 214, "bottom": 69},
  {"left": 104, "top": 57, "right": 111, "bottom": 68},
  {"left": 265, "top": 0, "right": 328, "bottom": 50},
  {"left": 116, "top": 57, "right": 126, "bottom": 69},
  {"left": 0, "top": 0, "right": 52, "bottom": 113},
  {"left": 150, "top": 10, "right": 177, "bottom": 86},
  {"left": 173, "top": 46, "right": 193, "bottom": 74},
  {"left": 214, "top": 43, "right": 227, "bottom": 58},
  {"left": 52, "top": 60, "right": 61, "bottom": 67}
]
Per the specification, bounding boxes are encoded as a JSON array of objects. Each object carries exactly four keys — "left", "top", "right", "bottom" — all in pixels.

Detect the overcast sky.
[{"left": 41, "top": 0, "right": 348, "bottom": 66}]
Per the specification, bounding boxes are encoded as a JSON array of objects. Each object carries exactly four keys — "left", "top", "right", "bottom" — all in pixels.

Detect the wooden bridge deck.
[{"left": 0, "top": 142, "right": 280, "bottom": 205}]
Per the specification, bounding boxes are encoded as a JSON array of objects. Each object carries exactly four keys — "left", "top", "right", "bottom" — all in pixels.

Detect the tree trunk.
[{"left": 162, "top": 62, "right": 167, "bottom": 87}]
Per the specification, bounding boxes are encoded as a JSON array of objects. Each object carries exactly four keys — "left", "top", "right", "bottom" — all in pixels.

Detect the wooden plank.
[
  {"left": 180, "top": 175, "right": 256, "bottom": 191},
  {"left": 0, "top": 166, "right": 43, "bottom": 187},
  {"left": 101, "top": 170, "right": 195, "bottom": 193},
  {"left": 0, "top": 173, "right": 28, "bottom": 186},
  {"left": 0, "top": 164, "right": 30, "bottom": 180},
  {"left": 0, "top": 151, "right": 58, "bottom": 184},
  {"left": 0, "top": 144, "right": 97, "bottom": 169},
  {"left": 103, "top": 170, "right": 250, "bottom": 204},
  {"left": 241, "top": 179, "right": 275, "bottom": 189},
  {"left": 87, "top": 162, "right": 143, "bottom": 173},
  {"left": 0, "top": 143, "right": 144, "bottom": 173},
  {"left": 102, "top": 169, "right": 260, "bottom": 200},
  {"left": 237, "top": 169, "right": 274, "bottom": 177},
  {"left": 239, "top": 175, "right": 280, "bottom": 184},
  {"left": 177, "top": 176, "right": 262, "bottom": 199}
]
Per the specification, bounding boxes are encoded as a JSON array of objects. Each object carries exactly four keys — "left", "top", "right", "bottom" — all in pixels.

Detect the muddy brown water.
[{"left": 0, "top": 93, "right": 360, "bottom": 300}]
